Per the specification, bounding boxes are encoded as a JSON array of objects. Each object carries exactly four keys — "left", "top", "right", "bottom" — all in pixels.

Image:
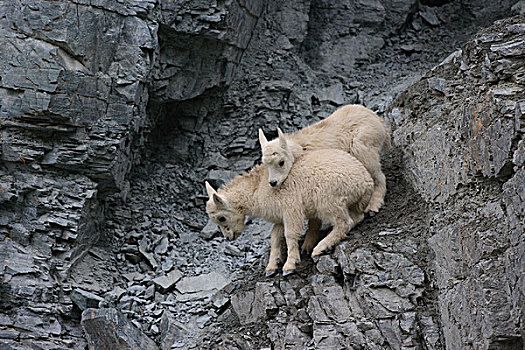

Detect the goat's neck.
[
  {"left": 223, "top": 172, "right": 262, "bottom": 216},
  {"left": 288, "top": 140, "right": 305, "bottom": 159}
]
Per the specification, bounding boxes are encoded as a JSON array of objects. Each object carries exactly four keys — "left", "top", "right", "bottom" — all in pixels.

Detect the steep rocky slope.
[
  {"left": 0, "top": 0, "right": 523, "bottom": 349},
  {"left": 389, "top": 17, "right": 524, "bottom": 349}
]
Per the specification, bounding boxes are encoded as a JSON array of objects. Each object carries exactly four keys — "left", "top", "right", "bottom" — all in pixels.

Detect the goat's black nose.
[{"left": 269, "top": 181, "right": 277, "bottom": 187}]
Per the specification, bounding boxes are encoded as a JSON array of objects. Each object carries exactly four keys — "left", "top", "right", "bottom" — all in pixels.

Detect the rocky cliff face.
[
  {"left": 0, "top": 0, "right": 523, "bottom": 349},
  {"left": 389, "top": 16, "right": 525, "bottom": 349}
]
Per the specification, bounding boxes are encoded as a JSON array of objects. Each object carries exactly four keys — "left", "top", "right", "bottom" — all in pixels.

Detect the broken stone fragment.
[
  {"left": 71, "top": 289, "right": 105, "bottom": 311},
  {"left": 211, "top": 292, "right": 230, "bottom": 309},
  {"left": 152, "top": 268, "right": 183, "bottom": 292},
  {"left": 419, "top": 6, "right": 440, "bottom": 26},
  {"left": 200, "top": 219, "right": 220, "bottom": 240},
  {"left": 174, "top": 272, "right": 231, "bottom": 301},
  {"left": 154, "top": 236, "right": 169, "bottom": 255},
  {"left": 224, "top": 243, "right": 244, "bottom": 257},
  {"left": 159, "top": 310, "right": 189, "bottom": 350},
  {"left": 81, "top": 308, "right": 158, "bottom": 350},
  {"left": 139, "top": 238, "right": 159, "bottom": 269},
  {"left": 123, "top": 271, "right": 146, "bottom": 282},
  {"left": 104, "top": 286, "right": 127, "bottom": 304},
  {"left": 231, "top": 282, "right": 278, "bottom": 324},
  {"left": 315, "top": 255, "right": 338, "bottom": 275},
  {"left": 316, "top": 83, "right": 345, "bottom": 105}
]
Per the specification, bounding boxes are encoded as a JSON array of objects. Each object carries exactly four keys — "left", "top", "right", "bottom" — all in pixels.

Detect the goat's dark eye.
[
  {"left": 218, "top": 216, "right": 226, "bottom": 222},
  {"left": 279, "top": 160, "right": 285, "bottom": 167}
]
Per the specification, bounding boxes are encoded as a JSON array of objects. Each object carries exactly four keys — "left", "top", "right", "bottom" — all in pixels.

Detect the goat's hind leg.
[
  {"left": 265, "top": 223, "right": 284, "bottom": 277},
  {"left": 352, "top": 133, "right": 386, "bottom": 213},
  {"left": 301, "top": 218, "right": 322, "bottom": 253},
  {"left": 312, "top": 207, "right": 354, "bottom": 259},
  {"left": 367, "top": 167, "right": 386, "bottom": 213},
  {"left": 349, "top": 205, "right": 365, "bottom": 227}
]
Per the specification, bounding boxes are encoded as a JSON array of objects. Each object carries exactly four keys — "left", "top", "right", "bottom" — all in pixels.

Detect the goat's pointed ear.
[
  {"left": 213, "top": 193, "right": 226, "bottom": 207},
  {"left": 258, "top": 129, "right": 268, "bottom": 147},
  {"left": 277, "top": 128, "right": 288, "bottom": 149},
  {"left": 205, "top": 181, "right": 217, "bottom": 198}
]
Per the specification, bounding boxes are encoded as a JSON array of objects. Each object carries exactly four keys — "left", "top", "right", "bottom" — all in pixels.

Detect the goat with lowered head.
[{"left": 205, "top": 134, "right": 373, "bottom": 275}]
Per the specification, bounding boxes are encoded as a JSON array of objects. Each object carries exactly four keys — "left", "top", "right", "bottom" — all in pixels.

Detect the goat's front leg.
[
  {"left": 265, "top": 223, "right": 284, "bottom": 277},
  {"left": 282, "top": 212, "right": 305, "bottom": 276}
]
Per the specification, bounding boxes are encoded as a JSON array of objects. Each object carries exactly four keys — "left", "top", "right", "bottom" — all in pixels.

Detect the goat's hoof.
[
  {"left": 282, "top": 269, "right": 295, "bottom": 277},
  {"left": 368, "top": 211, "right": 376, "bottom": 217},
  {"left": 301, "top": 241, "right": 316, "bottom": 252},
  {"left": 276, "top": 258, "right": 281, "bottom": 264},
  {"left": 265, "top": 269, "right": 278, "bottom": 277},
  {"left": 312, "top": 256, "right": 320, "bottom": 263},
  {"left": 312, "top": 246, "right": 327, "bottom": 259},
  {"left": 365, "top": 202, "right": 382, "bottom": 214}
]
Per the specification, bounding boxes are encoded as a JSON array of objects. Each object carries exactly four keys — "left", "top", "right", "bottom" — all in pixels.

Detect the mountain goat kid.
[
  {"left": 259, "top": 104, "right": 390, "bottom": 213},
  {"left": 205, "top": 148, "right": 373, "bottom": 275}
]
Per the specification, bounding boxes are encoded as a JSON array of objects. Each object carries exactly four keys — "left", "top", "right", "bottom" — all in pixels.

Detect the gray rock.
[
  {"left": 176, "top": 272, "right": 230, "bottom": 294},
  {"left": 391, "top": 15, "right": 525, "bottom": 350},
  {"left": 152, "top": 269, "right": 183, "bottom": 292},
  {"left": 0, "top": 329, "right": 20, "bottom": 339},
  {"left": 420, "top": 6, "right": 440, "bottom": 26},
  {"left": 139, "top": 238, "right": 159, "bottom": 269},
  {"left": 316, "top": 83, "right": 346, "bottom": 105},
  {"left": 367, "top": 287, "right": 415, "bottom": 314},
  {"left": 490, "top": 39, "right": 525, "bottom": 57},
  {"left": 123, "top": 272, "right": 145, "bottom": 282},
  {"left": 1, "top": 0, "right": 521, "bottom": 348},
  {"left": 81, "top": 308, "right": 158, "bottom": 350},
  {"left": 200, "top": 220, "right": 220, "bottom": 240},
  {"left": 315, "top": 255, "right": 338, "bottom": 275},
  {"left": 427, "top": 77, "right": 449, "bottom": 94},
  {"left": 206, "top": 169, "right": 238, "bottom": 188},
  {"left": 511, "top": 1, "right": 525, "bottom": 15},
  {"left": 309, "top": 284, "right": 352, "bottom": 324},
  {"left": 145, "top": 285, "right": 155, "bottom": 300},
  {"left": 212, "top": 293, "right": 230, "bottom": 309},
  {"left": 224, "top": 243, "right": 244, "bottom": 257},
  {"left": 154, "top": 236, "right": 169, "bottom": 255},
  {"left": 159, "top": 311, "right": 188, "bottom": 350},
  {"left": 377, "top": 318, "right": 403, "bottom": 349},
  {"left": 128, "top": 285, "right": 146, "bottom": 296},
  {"left": 231, "top": 282, "right": 279, "bottom": 325},
  {"left": 105, "top": 286, "right": 127, "bottom": 304},
  {"left": 270, "top": 322, "right": 312, "bottom": 349},
  {"left": 71, "top": 289, "right": 105, "bottom": 311}
]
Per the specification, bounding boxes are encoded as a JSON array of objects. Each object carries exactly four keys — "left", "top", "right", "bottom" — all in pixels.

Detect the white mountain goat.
[
  {"left": 205, "top": 147, "right": 373, "bottom": 275},
  {"left": 259, "top": 104, "right": 390, "bottom": 213}
]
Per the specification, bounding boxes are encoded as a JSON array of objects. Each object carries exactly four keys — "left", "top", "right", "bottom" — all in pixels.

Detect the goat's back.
[
  {"left": 289, "top": 104, "right": 390, "bottom": 153},
  {"left": 281, "top": 149, "right": 373, "bottom": 214}
]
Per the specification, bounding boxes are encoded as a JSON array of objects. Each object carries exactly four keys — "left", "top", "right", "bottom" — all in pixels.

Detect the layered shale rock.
[
  {"left": 389, "top": 15, "right": 524, "bottom": 349},
  {"left": 0, "top": 1, "right": 157, "bottom": 347},
  {"left": 0, "top": 0, "right": 523, "bottom": 349}
]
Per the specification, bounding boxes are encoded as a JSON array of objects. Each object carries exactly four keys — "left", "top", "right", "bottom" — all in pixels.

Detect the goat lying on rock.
[
  {"left": 205, "top": 140, "right": 373, "bottom": 275},
  {"left": 259, "top": 104, "right": 390, "bottom": 213}
]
